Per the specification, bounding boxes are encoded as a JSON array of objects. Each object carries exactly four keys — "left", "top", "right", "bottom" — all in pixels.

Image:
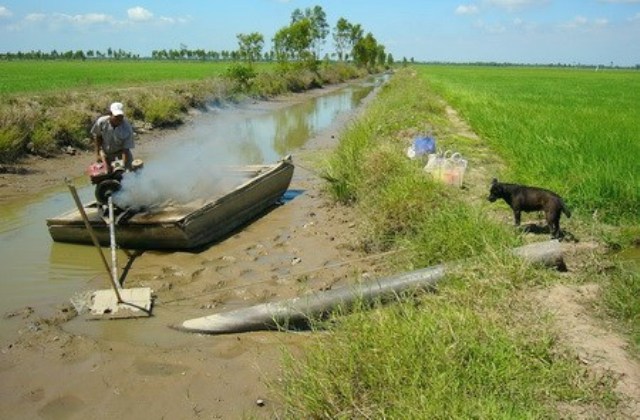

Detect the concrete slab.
[{"left": 88, "top": 287, "right": 153, "bottom": 319}]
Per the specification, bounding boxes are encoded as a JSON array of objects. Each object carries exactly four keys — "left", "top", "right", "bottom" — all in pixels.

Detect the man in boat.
[{"left": 91, "top": 102, "right": 135, "bottom": 173}]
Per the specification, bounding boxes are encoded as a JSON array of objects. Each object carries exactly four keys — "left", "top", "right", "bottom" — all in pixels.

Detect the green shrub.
[
  {"left": 319, "top": 61, "right": 365, "bottom": 84},
  {"left": 30, "top": 123, "right": 58, "bottom": 156},
  {"left": 0, "top": 126, "right": 27, "bottom": 163},
  {"left": 250, "top": 72, "right": 288, "bottom": 97},
  {"left": 225, "top": 63, "right": 257, "bottom": 91},
  {"left": 140, "top": 96, "right": 183, "bottom": 127}
]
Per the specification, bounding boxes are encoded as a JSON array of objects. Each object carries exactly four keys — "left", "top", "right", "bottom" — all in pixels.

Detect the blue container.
[{"left": 413, "top": 136, "right": 436, "bottom": 155}]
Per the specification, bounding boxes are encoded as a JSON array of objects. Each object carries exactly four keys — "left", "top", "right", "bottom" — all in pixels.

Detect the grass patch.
[
  {"left": 602, "top": 263, "right": 640, "bottom": 349},
  {"left": 277, "top": 254, "right": 618, "bottom": 418},
  {"left": 137, "top": 94, "right": 185, "bottom": 128},
  {"left": 324, "top": 70, "right": 517, "bottom": 265}
]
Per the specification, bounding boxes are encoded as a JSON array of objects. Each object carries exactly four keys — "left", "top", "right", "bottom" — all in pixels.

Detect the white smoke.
[
  {"left": 113, "top": 158, "right": 247, "bottom": 210},
  {"left": 113, "top": 108, "right": 262, "bottom": 210}
]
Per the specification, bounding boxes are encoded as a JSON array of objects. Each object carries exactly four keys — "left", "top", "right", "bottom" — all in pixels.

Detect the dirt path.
[{"left": 537, "top": 284, "right": 640, "bottom": 418}]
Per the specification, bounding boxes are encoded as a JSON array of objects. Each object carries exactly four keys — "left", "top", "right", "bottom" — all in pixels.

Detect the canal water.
[{"left": 0, "top": 77, "right": 382, "bottom": 338}]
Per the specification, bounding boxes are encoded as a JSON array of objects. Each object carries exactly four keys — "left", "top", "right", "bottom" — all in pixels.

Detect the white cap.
[{"left": 110, "top": 102, "right": 124, "bottom": 116}]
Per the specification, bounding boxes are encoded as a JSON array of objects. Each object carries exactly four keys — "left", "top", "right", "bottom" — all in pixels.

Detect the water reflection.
[{"left": 165, "top": 83, "right": 376, "bottom": 166}]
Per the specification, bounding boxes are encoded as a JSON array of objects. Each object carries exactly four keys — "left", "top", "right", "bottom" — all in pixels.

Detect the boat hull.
[{"left": 47, "top": 158, "right": 294, "bottom": 250}]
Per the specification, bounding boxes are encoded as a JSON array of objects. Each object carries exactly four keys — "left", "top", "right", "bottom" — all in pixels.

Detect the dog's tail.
[{"left": 560, "top": 199, "right": 572, "bottom": 218}]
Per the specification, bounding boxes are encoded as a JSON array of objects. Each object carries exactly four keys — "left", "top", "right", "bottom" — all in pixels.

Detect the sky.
[{"left": 0, "top": 0, "right": 639, "bottom": 66}]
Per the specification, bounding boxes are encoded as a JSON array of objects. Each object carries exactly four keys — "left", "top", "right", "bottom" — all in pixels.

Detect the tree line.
[
  {"left": 1, "top": 48, "right": 139, "bottom": 60},
  {"left": 1, "top": 5, "right": 396, "bottom": 68}
]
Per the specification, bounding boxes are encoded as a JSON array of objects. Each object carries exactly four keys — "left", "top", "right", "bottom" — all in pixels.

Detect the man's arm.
[
  {"left": 121, "top": 148, "right": 131, "bottom": 169},
  {"left": 95, "top": 135, "right": 103, "bottom": 162}
]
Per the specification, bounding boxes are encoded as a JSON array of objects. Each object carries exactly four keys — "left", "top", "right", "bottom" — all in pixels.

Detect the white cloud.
[
  {"left": 564, "top": 15, "right": 588, "bottom": 28},
  {"left": 559, "top": 15, "right": 609, "bottom": 30},
  {"left": 485, "top": 0, "right": 548, "bottom": 11},
  {"left": 456, "top": 4, "right": 480, "bottom": 15},
  {"left": 594, "top": 18, "right": 609, "bottom": 27},
  {"left": 157, "top": 16, "right": 190, "bottom": 25},
  {"left": 631, "top": 12, "right": 640, "bottom": 21},
  {"left": 52, "top": 12, "right": 113, "bottom": 25},
  {"left": 0, "top": 5, "right": 12, "bottom": 18},
  {"left": 5, "top": 7, "right": 188, "bottom": 32},
  {"left": 25, "top": 13, "right": 45, "bottom": 22},
  {"left": 128, "top": 7, "right": 153, "bottom": 22},
  {"left": 474, "top": 19, "right": 507, "bottom": 33}
]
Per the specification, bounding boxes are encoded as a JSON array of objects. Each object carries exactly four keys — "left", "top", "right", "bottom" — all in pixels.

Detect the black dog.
[{"left": 488, "top": 178, "right": 571, "bottom": 239}]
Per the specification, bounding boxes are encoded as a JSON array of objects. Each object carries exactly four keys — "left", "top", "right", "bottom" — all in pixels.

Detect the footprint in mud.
[
  {"left": 271, "top": 230, "right": 292, "bottom": 247},
  {"left": 134, "top": 360, "right": 188, "bottom": 377},
  {"left": 213, "top": 337, "right": 251, "bottom": 360},
  {"left": 38, "top": 395, "right": 85, "bottom": 420},
  {"left": 22, "top": 387, "right": 44, "bottom": 402}
]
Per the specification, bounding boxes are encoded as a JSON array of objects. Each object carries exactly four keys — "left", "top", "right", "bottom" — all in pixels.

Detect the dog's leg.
[
  {"left": 546, "top": 210, "right": 561, "bottom": 239},
  {"left": 513, "top": 210, "right": 521, "bottom": 226}
]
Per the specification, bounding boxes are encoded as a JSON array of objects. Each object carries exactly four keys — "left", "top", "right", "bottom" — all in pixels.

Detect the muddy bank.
[{"left": 0, "top": 83, "right": 388, "bottom": 419}]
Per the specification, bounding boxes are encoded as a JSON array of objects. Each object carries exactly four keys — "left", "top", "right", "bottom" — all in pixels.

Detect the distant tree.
[
  {"left": 353, "top": 32, "right": 378, "bottom": 68},
  {"left": 236, "top": 32, "right": 264, "bottom": 64},
  {"left": 387, "top": 53, "right": 394, "bottom": 66},
  {"left": 291, "top": 5, "right": 328, "bottom": 60},
  {"left": 376, "top": 44, "right": 386, "bottom": 66},
  {"left": 349, "top": 23, "right": 364, "bottom": 59},
  {"left": 273, "top": 19, "right": 314, "bottom": 63},
  {"left": 333, "top": 17, "right": 351, "bottom": 61}
]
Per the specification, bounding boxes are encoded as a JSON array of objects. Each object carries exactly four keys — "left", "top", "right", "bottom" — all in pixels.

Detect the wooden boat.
[{"left": 47, "top": 156, "right": 294, "bottom": 250}]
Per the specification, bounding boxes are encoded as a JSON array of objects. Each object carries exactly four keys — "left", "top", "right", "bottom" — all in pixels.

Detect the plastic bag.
[
  {"left": 423, "top": 150, "right": 467, "bottom": 188},
  {"left": 406, "top": 136, "right": 436, "bottom": 159}
]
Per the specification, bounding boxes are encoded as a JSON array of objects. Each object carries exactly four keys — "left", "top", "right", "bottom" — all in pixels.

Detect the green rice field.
[
  {"left": 0, "top": 60, "right": 273, "bottom": 95},
  {"left": 417, "top": 65, "right": 640, "bottom": 224}
]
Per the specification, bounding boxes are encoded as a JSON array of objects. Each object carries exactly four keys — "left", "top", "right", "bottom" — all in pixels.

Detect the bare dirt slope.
[{"left": 537, "top": 284, "right": 640, "bottom": 418}]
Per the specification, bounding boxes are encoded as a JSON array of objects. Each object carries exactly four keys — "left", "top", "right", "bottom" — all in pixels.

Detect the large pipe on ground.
[{"left": 176, "top": 240, "right": 565, "bottom": 335}]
